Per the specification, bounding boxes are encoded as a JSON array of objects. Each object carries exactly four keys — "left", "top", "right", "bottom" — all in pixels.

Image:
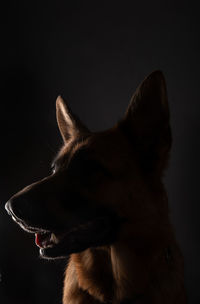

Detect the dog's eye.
[
  {"left": 67, "top": 149, "right": 112, "bottom": 181},
  {"left": 68, "top": 156, "right": 110, "bottom": 180}
]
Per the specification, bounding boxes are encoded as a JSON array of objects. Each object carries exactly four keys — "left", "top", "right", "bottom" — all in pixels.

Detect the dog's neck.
[{"left": 68, "top": 233, "right": 173, "bottom": 304}]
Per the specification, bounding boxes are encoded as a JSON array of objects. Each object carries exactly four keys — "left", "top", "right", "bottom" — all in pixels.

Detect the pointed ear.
[
  {"left": 56, "top": 96, "right": 90, "bottom": 142},
  {"left": 121, "top": 71, "right": 172, "bottom": 173}
]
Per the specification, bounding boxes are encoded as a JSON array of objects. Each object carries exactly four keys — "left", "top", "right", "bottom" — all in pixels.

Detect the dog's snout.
[
  {"left": 5, "top": 196, "right": 29, "bottom": 221},
  {"left": 5, "top": 200, "right": 12, "bottom": 215}
]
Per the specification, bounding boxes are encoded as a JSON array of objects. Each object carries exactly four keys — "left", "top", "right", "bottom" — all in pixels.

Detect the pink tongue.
[{"left": 35, "top": 233, "right": 46, "bottom": 247}]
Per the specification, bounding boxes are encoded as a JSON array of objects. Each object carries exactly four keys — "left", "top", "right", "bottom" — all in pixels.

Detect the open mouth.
[
  {"left": 21, "top": 225, "right": 69, "bottom": 259},
  {"left": 5, "top": 201, "right": 120, "bottom": 259},
  {"left": 5, "top": 201, "right": 66, "bottom": 256},
  {"left": 35, "top": 231, "right": 60, "bottom": 248}
]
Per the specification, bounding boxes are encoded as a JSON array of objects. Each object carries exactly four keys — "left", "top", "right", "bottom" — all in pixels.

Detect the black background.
[{"left": 1, "top": 1, "right": 200, "bottom": 303}]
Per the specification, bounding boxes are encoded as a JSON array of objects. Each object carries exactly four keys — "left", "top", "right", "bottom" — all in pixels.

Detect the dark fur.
[{"left": 5, "top": 71, "right": 187, "bottom": 303}]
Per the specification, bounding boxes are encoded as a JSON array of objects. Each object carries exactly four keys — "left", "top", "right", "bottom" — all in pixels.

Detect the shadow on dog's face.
[
  {"left": 5, "top": 137, "right": 121, "bottom": 259},
  {"left": 5, "top": 71, "right": 171, "bottom": 260}
]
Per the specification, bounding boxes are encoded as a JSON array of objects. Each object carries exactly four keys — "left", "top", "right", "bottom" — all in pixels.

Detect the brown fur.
[
  {"left": 6, "top": 71, "right": 187, "bottom": 303},
  {"left": 62, "top": 128, "right": 186, "bottom": 303}
]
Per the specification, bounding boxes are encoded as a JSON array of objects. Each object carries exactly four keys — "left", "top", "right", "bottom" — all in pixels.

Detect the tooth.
[{"left": 50, "top": 233, "right": 59, "bottom": 244}]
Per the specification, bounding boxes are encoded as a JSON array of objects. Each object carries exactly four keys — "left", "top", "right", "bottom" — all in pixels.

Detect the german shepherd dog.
[{"left": 5, "top": 71, "right": 186, "bottom": 303}]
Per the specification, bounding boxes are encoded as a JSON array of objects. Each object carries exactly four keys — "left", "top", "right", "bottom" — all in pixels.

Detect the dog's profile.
[{"left": 5, "top": 71, "right": 186, "bottom": 303}]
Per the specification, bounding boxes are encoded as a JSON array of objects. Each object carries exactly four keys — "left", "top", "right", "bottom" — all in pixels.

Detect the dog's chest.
[{"left": 63, "top": 249, "right": 114, "bottom": 304}]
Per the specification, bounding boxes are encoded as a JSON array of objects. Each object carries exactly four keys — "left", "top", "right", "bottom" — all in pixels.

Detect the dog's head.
[{"left": 5, "top": 71, "right": 171, "bottom": 259}]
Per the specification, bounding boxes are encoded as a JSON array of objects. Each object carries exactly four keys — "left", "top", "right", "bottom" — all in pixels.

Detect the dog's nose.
[
  {"left": 5, "top": 197, "right": 27, "bottom": 220},
  {"left": 5, "top": 200, "right": 12, "bottom": 215}
]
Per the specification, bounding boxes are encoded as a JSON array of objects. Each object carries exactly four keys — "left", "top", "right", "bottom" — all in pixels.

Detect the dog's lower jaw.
[
  {"left": 39, "top": 248, "right": 67, "bottom": 260},
  {"left": 39, "top": 215, "right": 121, "bottom": 260}
]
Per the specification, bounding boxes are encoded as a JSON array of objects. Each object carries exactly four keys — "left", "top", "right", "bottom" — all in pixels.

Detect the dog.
[{"left": 5, "top": 71, "right": 187, "bottom": 303}]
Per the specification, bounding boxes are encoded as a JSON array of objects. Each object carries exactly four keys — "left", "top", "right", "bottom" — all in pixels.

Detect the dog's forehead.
[
  {"left": 54, "top": 138, "right": 89, "bottom": 165},
  {"left": 88, "top": 128, "right": 133, "bottom": 159},
  {"left": 54, "top": 127, "right": 133, "bottom": 169}
]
